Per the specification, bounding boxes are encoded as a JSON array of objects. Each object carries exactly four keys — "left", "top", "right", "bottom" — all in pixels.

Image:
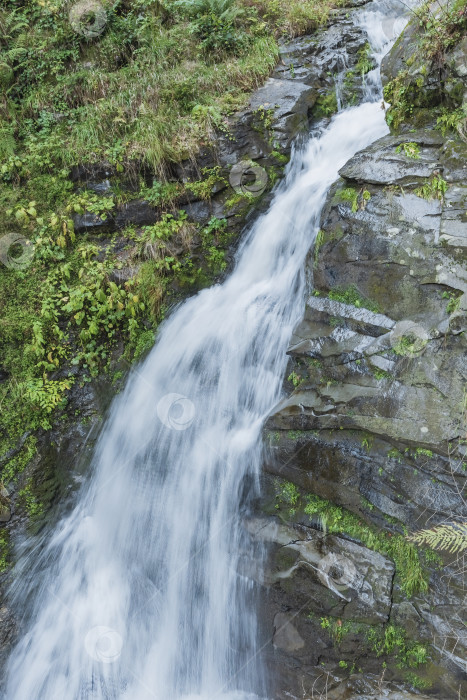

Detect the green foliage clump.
[
  {"left": 314, "top": 229, "right": 325, "bottom": 268},
  {"left": 320, "top": 616, "right": 351, "bottom": 644},
  {"left": 436, "top": 106, "right": 467, "bottom": 139},
  {"left": 287, "top": 370, "right": 302, "bottom": 387},
  {"left": 17, "top": 480, "right": 43, "bottom": 519},
  {"left": 392, "top": 333, "right": 428, "bottom": 357},
  {"left": 384, "top": 1, "right": 467, "bottom": 131},
  {"left": 417, "top": 0, "right": 467, "bottom": 62},
  {"left": 373, "top": 368, "right": 392, "bottom": 381},
  {"left": 405, "top": 672, "right": 432, "bottom": 690},
  {"left": 336, "top": 187, "right": 371, "bottom": 213},
  {"left": 328, "top": 285, "right": 380, "bottom": 313},
  {"left": 313, "top": 90, "right": 338, "bottom": 118},
  {"left": 355, "top": 42, "right": 374, "bottom": 77},
  {"left": 442, "top": 290, "right": 462, "bottom": 315},
  {"left": 0, "top": 529, "right": 10, "bottom": 573},
  {"left": 367, "top": 624, "right": 428, "bottom": 668},
  {"left": 383, "top": 71, "right": 419, "bottom": 131},
  {"left": 186, "top": 167, "right": 227, "bottom": 201},
  {"left": 395, "top": 142, "right": 420, "bottom": 159},
  {"left": 274, "top": 478, "right": 300, "bottom": 516},
  {"left": 415, "top": 173, "right": 448, "bottom": 202}
]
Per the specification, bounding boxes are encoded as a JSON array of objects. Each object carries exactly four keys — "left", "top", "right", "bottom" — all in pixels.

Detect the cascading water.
[{"left": 3, "top": 2, "right": 410, "bottom": 698}]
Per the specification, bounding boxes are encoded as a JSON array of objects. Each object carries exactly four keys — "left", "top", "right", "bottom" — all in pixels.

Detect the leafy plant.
[
  {"left": 320, "top": 617, "right": 350, "bottom": 644},
  {"left": 274, "top": 478, "right": 300, "bottom": 516},
  {"left": 442, "top": 290, "right": 461, "bottom": 315},
  {"left": 395, "top": 142, "right": 420, "bottom": 159},
  {"left": 328, "top": 285, "right": 380, "bottom": 313},
  {"left": 336, "top": 187, "right": 371, "bottom": 213},
  {"left": 355, "top": 42, "right": 374, "bottom": 77},
  {"left": 407, "top": 522, "right": 467, "bottom": 554},
  {"left": 314, "top": 229, "right": 325, "bottom": 268},
  {"left": 415, "top": 173, "right": 448, "bottom": 202},
  {"left": 288, "top": 370, "right": 302, "bottom": 387},
  {"left": 436, "top": 106, "right": 467, "bottom": 139}
]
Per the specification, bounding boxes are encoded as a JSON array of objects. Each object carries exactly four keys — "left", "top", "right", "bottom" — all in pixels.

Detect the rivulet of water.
[{"left": 3, "top": 2, "right": 409, "bottom": 698}]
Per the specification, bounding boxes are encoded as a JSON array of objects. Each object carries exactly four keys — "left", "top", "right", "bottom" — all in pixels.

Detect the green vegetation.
[
  {"left": 442, "top": 290, "right": 462, "bottom": 315},
  {"left": 405, "top": 672, "right": 432, "bottom": 690},
  {"left": 0, "top": 0, "right": 347, "bottom": 522},
  {"left": 392, "top": 332, "right": 428, "bottom": 357},
  {"left": 367, "top": 624, "right": 428, "bottom": 669},
  {"left": 287, "top": 430, "right": 305, "bottom": 440},
  {"left": 383, "top": 0, "right": 467, "bottom": 131},
  {"left": 383, "top": 70, "right": 420, "bottom": 131},
  {"left": 373, "top": 367, "right": 392, "bottom": 381},
  {"left": 414, "top": 447, "right": 433, "bottom": 458},
  {"left": 328, "top": 285, "right": 380, "bottom": 313},
  {"left": 395, "top": 142, "right": 420, "bottom": 159},
  {"left": 417, "top": 0, "right": 467, "bottom": 63},
  {"left": 313, "top": 90, "right": 338, "bottom": 118},
  {"left": 415, "top": 173, "right": 448, "bottom": 202},
  {"left": 274, "top": 478, "right": 300, "bottom": 516},
  {"left": 336, "top": 186, "right": 371, "bottom": 213},
  {"left": 313, "top": 229, "right": 325, "bottom": 267},
  {"left": 274, "top": 479, "right": 430, "bottom": 596},
  {"left": 436, "top": 105, "right": 467, "bottom": 138},
  {"left": 287, "top": 370, "right": 302, "bottom": 388},
  {"left": 318, "top": 617, "right": 429, "bottom": 675},
  {"left": 0, "top": 529, "right": 9, "bottom": 572},
  {"left": 320, "top": 616, "right": 351, "bottom": 644},
  {"left": 407, "top": 521, "right": 467, "bottom": 554},
  {"left": 355, "top": 41, "right": 374, "bottom": 77}
]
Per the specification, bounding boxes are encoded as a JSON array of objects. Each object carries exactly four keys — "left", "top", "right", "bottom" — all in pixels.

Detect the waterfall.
[{"left": 3, "top": 2, "right": 409, "bottom": 698}]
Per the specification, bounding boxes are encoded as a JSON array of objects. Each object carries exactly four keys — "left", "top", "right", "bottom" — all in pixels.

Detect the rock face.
[
  {"left": 381, "top": 11, "right": 467, "bottom": 130},
  {"left": 258, "top": 24, "right": 467, "bottom": 700}
]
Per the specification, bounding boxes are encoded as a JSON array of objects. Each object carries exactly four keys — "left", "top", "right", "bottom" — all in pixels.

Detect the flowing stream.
[{"left": 4, "top": 2, "right": 409, "bottom": 698}]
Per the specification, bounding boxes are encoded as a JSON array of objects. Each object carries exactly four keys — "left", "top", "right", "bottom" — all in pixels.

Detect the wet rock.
[
  {"left": 250, "top": 517, "right": 394, "bottom": 623},
  {"left": 70, "top": 161, "right": 116, "bottom": 183},
  {"left": 273, "top": 613, "right": 305, "bottom": 652},
  {"left": 85, "top": 179, "right": 112, "bottom": 195},
  {"left": 247, "top": 78, "right": 316, "bottom": 147},
  {"left": 72, "top": 211, "right": 115, "bottom": 234},
  {"left": 114, "top": 199, "right": 158, "bottom": 229},
  {"left": 380, "top": 16, "right": 418, "bottom": 87},
  {"left": 73, "top": 199, "right": 159, "bottom": 234},
  {"left": 338, "top": 131, "right": 444, "bottom": 185},
  {"left": 0, "top": 606, "right": 15, "bottom": 680},
  {"left": 273, "top": 18, "right": 370, "bottom": 89},
  {"left": 440, "top": 184, "right": 467, "bottom": 248}
]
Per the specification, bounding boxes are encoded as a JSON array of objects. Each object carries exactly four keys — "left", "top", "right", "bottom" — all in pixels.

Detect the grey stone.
[
  {"left": 339, "top": 131, "right": 444, "bottom": 186},
  {"left": 273, "top": 613, "right": 305, "bottom": 652}
]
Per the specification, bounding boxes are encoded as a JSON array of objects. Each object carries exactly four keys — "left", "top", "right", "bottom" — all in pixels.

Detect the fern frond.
[{"left": 407, "top": 522, "right": 467, "bottom": 554}]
